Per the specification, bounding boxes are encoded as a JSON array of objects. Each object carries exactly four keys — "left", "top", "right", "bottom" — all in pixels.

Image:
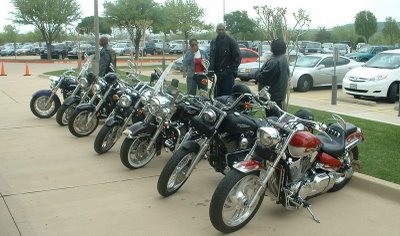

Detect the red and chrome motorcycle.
[{"left": 209, "top": 87, "right": 364, "bottom": 233}]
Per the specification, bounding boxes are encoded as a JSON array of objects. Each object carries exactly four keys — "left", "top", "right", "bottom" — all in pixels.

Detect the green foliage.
[
  {"left": 382, "top": 17, "right": 400, "bottom": 45},
  {"left": 2, "top": 25, "right": 19, "bottom": 44},
  {"left": 10, "top": 0, "right": 81, "bottom": 59},
  {"left": 330, "top": 25, "right": 358, "bottom": 47},
  {"left": 225, "top": 11, "right": 257, "bottom": 40},
  {"left": 354, "top": 10, "right": 377, "bottom": 43},
  {"left": 314, "top": 27, "right": 331, "bottom": 43},
  {"left": 76, "top": 16, "right": 112, "bottom": 35},
  {"left": 103, "top": 0, "right": 157, "bottom": 59},
  {"left": 288, "top": 105, "right": 400, "bottom": 184}
]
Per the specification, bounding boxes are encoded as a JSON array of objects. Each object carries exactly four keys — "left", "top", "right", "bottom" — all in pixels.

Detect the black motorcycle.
[
  {"left": 68, "top": 72, "right": 126, "bottom": 137},
  {"left": 157, "top": 74, "right": 266, "bottom": 197},
  {"left": 30, "top": 68, "right": 77, "bottom": 118},
  {"left": 55, "top": 55, "right": 95, "bottom": 126},
  {"left": 119, "top": 61, "right": 204, "bottom": 169}
]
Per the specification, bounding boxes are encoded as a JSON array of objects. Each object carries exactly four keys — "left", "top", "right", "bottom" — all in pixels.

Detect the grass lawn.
[{"left": 43, "top": 70, "right": 400, "bottom": 184}]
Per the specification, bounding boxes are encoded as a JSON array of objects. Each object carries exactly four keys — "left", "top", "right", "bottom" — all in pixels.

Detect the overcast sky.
[{"left": 1, "top": 0, "right": 400, "bottom": 33}]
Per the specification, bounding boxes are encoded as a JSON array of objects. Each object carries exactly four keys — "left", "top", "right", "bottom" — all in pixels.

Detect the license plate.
[{"left": 350, "top": 83, "right": 357, "bottom": 89}]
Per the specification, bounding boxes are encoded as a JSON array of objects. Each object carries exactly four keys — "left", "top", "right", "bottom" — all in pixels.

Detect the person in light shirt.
[{"left": 182, "top": 38, "right": 209, "bottom": 95}]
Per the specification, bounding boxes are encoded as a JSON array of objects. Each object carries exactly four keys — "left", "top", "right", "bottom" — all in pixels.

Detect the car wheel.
[
  {"left": 295, "top": 75, "right": 313, "bottom": 92},
  {"left": 386, "top": 83, "right": 399, "bottom": 103}
]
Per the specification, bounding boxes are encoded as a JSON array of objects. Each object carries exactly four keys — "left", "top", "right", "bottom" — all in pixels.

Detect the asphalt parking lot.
[{"left": 0, "top": 61, "right": 399, "bottom": 236}]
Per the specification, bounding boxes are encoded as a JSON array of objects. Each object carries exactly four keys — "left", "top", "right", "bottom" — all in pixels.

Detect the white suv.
[{"left": 342, "top": 49, "right": 400, "bottom": 103}]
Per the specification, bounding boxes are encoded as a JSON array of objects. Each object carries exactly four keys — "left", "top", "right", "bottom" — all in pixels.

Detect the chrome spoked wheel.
[
  {"left": 94, "top": 125, "right": 121, "bottom": 154},
  {"left": 166, "top": 152, "right": 194, "bottom": 192},
  {"left": 30, "top": 95, "right": 57, "bottom": 118},
  {"left": 68, "top": 109, "right": 99, "bottom": 137},
  {"left": 120, "top": 135, "right": 156, "bottom": 169}
]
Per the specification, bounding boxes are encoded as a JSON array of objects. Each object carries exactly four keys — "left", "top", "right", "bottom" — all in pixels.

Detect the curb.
[
  {"left": 352, "top": 172, "right": 400, "bottom": 203},
  {"left": 337, "top": 96, "right": 377, "bottom": 106}
]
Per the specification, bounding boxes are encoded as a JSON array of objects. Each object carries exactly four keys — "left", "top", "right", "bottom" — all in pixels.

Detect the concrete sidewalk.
[{"left": 0, "top": 62, "right": 399, "bottom": 236}]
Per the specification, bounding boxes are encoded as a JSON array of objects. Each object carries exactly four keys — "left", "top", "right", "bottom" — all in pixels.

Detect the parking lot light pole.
[
  {"left": 93, "top": 0, "right": 100, "bottom": 76},
  {"left": 331, "top": 47, "right": 338, "bottom": 105}
]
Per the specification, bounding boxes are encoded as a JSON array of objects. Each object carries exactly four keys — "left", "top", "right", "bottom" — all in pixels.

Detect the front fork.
[{"left": 184, "top": 138, "right": 211, "bottom": 178}]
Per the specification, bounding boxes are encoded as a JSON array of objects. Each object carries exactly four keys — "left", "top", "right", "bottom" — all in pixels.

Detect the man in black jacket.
[
  {"left": 256, "top": 38, "right": 289, "bottom": 117},
  {"left": 209, "top": 23, "right": 242, "bottom": 96},
  {"left": 99, "top": 36, "right": 116, "bottom": 77}
]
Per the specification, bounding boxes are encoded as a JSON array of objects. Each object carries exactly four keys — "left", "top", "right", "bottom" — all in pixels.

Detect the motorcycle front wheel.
[
  {"left": 56, "top": 101, "right": 79, "bottom": 126},
  {"left": 119, "top": 135, "right": 156, "bottom": 169},
  {"left": 30, "top": 95, "right": 57, "bottom": 118},
  {"left": 94, "top": 124, "right": 122, "bottom": 154},
  {"left": 209, "top": 170, "right": 264, "bottom": 234},
  {"left": 157, "top": 148, "right": 197, "bottom": 197},
  {"left": 68, "top": 109, "right": 99, "bottom": 137}
]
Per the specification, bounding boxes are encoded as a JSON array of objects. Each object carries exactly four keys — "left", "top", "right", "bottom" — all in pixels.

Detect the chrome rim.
[
  {"left": 335, "top": 150, "right": 355, "bottom": 184},
  {"left": 72, "top": 110, "right": 97, "bottom": 135},
  {"left": 166, "top": 152, "right": 194, "bottom": 192},
  {"left": 62, "top": 104, "right": 77, "bottom": 125},
  {"left": 128, "top": 136, "right": 156, "bottom": 167},
  {"left": 35, "top": 96, "right": 55, "bottom": 116},
  {"left": 100, "top": 126, "right": 120, "bottom": 151},
  {"left": 222, "top": 174, "right": 262, "bottom": 227}
]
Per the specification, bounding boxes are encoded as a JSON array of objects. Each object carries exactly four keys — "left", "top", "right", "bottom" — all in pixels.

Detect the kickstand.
[{"left": 304, "top": 203, "right": 320, "bottom": 223}]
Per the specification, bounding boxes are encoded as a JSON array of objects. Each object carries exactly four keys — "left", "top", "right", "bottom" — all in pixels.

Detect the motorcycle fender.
[
  {"left": 32, "top": 89, "right": 61, "bottom": 109},
  {"left": 180, "top": 140, "right": 200, "bottom": 153},
  {"left": 232, "top": 160, "right": 266, "bottom": 173},
  {"left": 105, "top": 115, "right": 123, "bottom": 127},
  {"left": 62, "top": 95, "right": 81, "bottom": 106},
  {"left": 75, "top": 103, "right": 96, "bottom": 112},
  {"left": 124, "top": 121, "right": 157, "bottom": 139}
]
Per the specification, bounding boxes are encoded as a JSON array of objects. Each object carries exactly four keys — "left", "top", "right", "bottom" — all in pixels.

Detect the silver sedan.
[{"left": 290, "top": 54, "right": 363, "bottom": 92}]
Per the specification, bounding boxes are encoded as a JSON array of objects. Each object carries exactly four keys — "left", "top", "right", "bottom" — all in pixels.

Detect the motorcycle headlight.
[
  {"left": 140, "top": 90, "right": 152, "bottom": 105},
  {"left": 149, "top": 96, "right": 171, "bottom": 117},
  {"left": 257, "top": 127, "right": 280, "bottom": 147},
  {"left": 117, "top": 94, "right": 132, "bottom": 108},
  {"left": 202, "top": 109, "right": 217, "bottom": 123},
  {"left": 79, "top": 78, "right": 89, "bottom": 89},
  {"left": 92, "top": 84, "right": 102, "bottom": 95},
  {"left": 49, "top": 76, "right": 60, "bottom": 89}
]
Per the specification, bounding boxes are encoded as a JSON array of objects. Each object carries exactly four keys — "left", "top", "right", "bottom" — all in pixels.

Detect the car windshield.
[
  {"left": 291, "top": 56, "right": 321, "bottom": 67},
  {"left": 365, "top": 53, "right": 400, "bottom": 69},
  {"left": 358, "top": 46, "right": 372, "bottom": 53},
  {"left": 114, "top": 43, "right": 126, "bottom": 48}
]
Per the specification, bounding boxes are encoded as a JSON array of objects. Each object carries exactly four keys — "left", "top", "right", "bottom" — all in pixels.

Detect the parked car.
[
  {"left": 40, "top": 44, "right": 69, "bottom": 59},
  {"left": 333, "top": 43, "right": 348, "bottom": 56},
  {"left": 304, "top": 42, "right": 322, "bottom": 54},
  {"left": 155, "top": 42, "right": 170, "bottom": 54},
  {"left": 342, "top": 49, "right": 400, "bottom": 103},
  {"left": 143, "top": 41, "right": 157, "bottom": 55},
  {"left": 0, "top": 47, "right": 16, "bottom": 56},
  {"left": 67, "top": 44, "right": 95, "bottom": 59},
  {"left": 169, "top": 43, "right": 185, "bottom": 54},
  {"left": 112, "top": 42, "right": 131, "bottom": 56},
  {"left": 322, "top": 43, "right": 333, "bottom": 54},
  {"left": 346, "top": 45, "right": 394, "bottom": 62},
  {"left": 290, "top": 54, "right": 363, "bottom": 92},
  {"left": 16, "top": 45, "right": 34, "bottom": 56},
  {"left": 172, "top": 56, "right": 184, "bottom": 71},
  {"left": 239, "top": 47, "right": 259, "bottom": 64},
  {"left": 298, "top": 41, "right": 312, "bottom": 54}
]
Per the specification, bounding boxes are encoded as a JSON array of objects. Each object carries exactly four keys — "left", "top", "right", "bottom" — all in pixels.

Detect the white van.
[{"left": 342, "top": 49, "right": 400, "bottom": 103}]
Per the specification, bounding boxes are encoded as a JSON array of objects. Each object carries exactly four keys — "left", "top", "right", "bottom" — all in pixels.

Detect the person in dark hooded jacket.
[{"left": 256, "top": 38, "right": 289, "bottom": 117}]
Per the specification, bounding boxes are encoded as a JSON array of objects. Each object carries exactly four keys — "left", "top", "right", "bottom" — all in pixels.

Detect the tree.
[
  {"left": 314, "top": 27, "right": 331, "bottom": 43},
  {"left": 3, "top": 25, "right": 19, "bottom": 46},
  {"left": 354, "top": 10, "right": 377, "bottom": 43},
  {"left": 163, "top": 0, "right": 208, "bottom": 50},
  {"left": 224, "top": 11, "right": 257, "bottom": 40},
  {"left": 76, "top": 16, "right": 112, "bottom": 35},
  {"left": 104, "top": 0, "right": 157, "bottom": 60},
  {"left": 382, "top": 17, "right": 400, "bottom": 45},
  {"left": 11, "top": 0, "right": 81, "bottom": 59}
]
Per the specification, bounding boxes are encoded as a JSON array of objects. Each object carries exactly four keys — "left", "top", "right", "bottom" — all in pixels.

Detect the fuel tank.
[
  {"left": 288, "top": 131, "right": 321, "bottom": 158},
  {"left": 219, "top": 112, "right": 259, "bottom": 134}
]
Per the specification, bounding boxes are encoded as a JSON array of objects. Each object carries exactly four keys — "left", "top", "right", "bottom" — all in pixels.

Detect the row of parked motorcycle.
[{"left": 29, "top": 56, "right": 364, "bottom": 233}]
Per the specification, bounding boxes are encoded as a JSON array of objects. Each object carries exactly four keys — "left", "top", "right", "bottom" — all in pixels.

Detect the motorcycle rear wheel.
[
  {"left": 56, "top": 101, "right": 79, "bottom": 126},
  {"left": 94, "top": 124, "right": 121, "bottom": 154},
  {"left": 329, "top": 147, "right": 359, "bottom": 192},
  {"left": 119, "top": 136, "right": 156, "bottom": 169},
  {"left": 68, "top": 109, "right": 99, "bottom": 137},
  {"left": 209, "top": 170, "right": 264, "bottom": 233},
  {"left": 157, "top": 148, "right": 197, "bottom": 197},
  {"left": 30, "top": 95, "right": 57, "bottom": 118}
]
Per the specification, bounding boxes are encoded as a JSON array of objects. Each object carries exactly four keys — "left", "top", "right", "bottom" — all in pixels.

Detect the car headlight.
[
  {"left": 117, "top": 94, "right": 132, "bottom": 108},
  {"left": 79, "top": 78, "right": 89, "bottom": 89},
  {"left": 202, "top": 109, "right": 217, "bottom": 123},
  {"left": 257, "top": 127, "right": 280, "bottom": 147}
]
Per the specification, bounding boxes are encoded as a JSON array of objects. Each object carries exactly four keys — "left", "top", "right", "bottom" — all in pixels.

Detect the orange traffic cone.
[
  {"left": 24, "top": 63, "right": 31, "bottom": 76},
  {"left": 0, "top": 62, "right": 7, "bottom": 76}
]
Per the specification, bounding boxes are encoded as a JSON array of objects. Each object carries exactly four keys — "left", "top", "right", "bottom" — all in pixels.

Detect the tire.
[
  {"left": 68, "top": 109, "right": 99, "bottom": 137},
  {"left": 56, "top": 101, "right": 79, "bottom": 126},
  {"left": 353, "top": 95, "right": 361, "bottom": 99},
  {"left": 239, "top": 78, "right": 251, "bottom": 82},
  {"left": 329, "top": 147, "right": 359, "bottom": 192},
  {"left": 94, "top": 124, "right": 122, "bottom": 154},
  {"left": 30, "top": 95, "right": 57, "bottom": 118},
  {"left": 209, "top": 170, "right": 264, "bottom": 233},
  {"left": 157, "top": 148, "right": 197, "bottom": 197},
  {"left": 119, "top": 135, "right": 156, "bottom": 169},
  {"left": 295, "top": 75, "right": 313, "bottom": 92},
  {"left": 386, "top": 83, "right": 398, "bottom": 103}
]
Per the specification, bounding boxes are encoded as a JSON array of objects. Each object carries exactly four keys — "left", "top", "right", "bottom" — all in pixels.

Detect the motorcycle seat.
[{"left": 316, "top": 125, "right": 345, "bottom": 158}]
